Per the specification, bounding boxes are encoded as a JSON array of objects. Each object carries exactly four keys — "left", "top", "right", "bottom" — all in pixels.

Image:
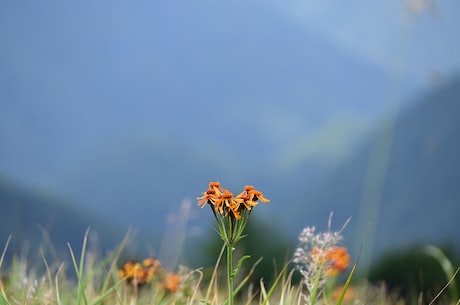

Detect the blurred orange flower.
[
  {"left": 143, "top": 256, "right": 161, "bottom": 269},
  {"left": 325, "top": 247, "right": 350, "bottom": 276},
  {"left": 118, "top": 257, "right": 161, "bottom": 287},
  {"left": 310, "top": 246, "right": 350, "bottom": 276},
  {"left": 163, "top": 273, "right": 181, "bottom": 293}
]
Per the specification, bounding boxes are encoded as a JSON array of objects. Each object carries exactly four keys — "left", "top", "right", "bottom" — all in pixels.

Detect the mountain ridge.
[{"left": 280, "top": 76, "right": 460, "bottom": 265}]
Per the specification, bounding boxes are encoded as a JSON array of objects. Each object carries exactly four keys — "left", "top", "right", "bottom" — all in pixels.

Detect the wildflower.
[
  {"left": 293, "top": 214, "right": 350, "bottom": 305},
  {"left": 324, "top": 247, "right": 350, "bottom": 276},
  {"left": 213, "top": 189, "right": 235, "bottom": 215},
  {"left": 235, "top": 185, "right": 270, "bottom": 211},
  {"left": 197, "top": 181, "right": 269, "bottom": 305},
  {"left": 143, "top": 256, "right": 161, "bottom": 269},
  {"left": 197, "top": 182, "right": 270, "bottom": 242},
  {"left": 196, "top": 182, "right": 222, "bottom": 208},
  {"left": 118, "top": 257, "right": 161, "bottom": 287},
  {"left": 163, "top": 273, "right": 181, "bottom": 293},
  {"left": 308, "top": 246, "right": 350, "bottom": 277},
  {"left": 197, "top": 182, "right": 270, "bottom": 221}
]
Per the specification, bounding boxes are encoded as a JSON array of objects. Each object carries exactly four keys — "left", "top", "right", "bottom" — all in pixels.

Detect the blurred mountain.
[
  {"left": 1, "top": 76, "right": 459, "bottom": 266},
  {"left": 0, "top": 176, "right": 125, "bottom": 259},
  {"left": 281, "top": 76, "right": 460, "bottom": 264}
]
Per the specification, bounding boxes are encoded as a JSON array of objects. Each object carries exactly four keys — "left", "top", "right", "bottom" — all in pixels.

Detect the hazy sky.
[
  {"left": 1, "top": 0, "right": 459, "bottom": 186},
  {"left": 271, "top": 0, "right": 460, "bottom": 82}
]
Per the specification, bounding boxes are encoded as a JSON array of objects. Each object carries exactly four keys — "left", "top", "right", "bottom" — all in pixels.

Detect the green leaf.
[
  {"left": 424, "top": 245, "right": 459, "bottom": 303},
  {"left": 232, "top": 255, "right": 251, "bottom": 278}
]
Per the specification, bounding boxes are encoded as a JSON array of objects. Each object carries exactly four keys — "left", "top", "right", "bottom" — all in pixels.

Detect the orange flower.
[
  {"left": 163, "top": 273, "right": 181, "bottom": 292},
  {"left": 325, "top": 247, "right": 350, "bottom": 276},
  {"left": 118, "top": 260, "right": 138, "bottom": 279},
  {"left": 245, "top": 186, "right": 270, "bottom": 203},
  {"left": 197, "top": 182, "right": 269, "bottom": 221},
  {"left": 118, "top": 257, "right": 161, "bottom": 286},
  {"left": 143, "top": 256, "right": 161, "bottom": 269},
  {"left": 197, "top": 181, "right": 224, "bottom": 208},
  {"left": 228, "top": 197, "right": 244, "bottom": 220},
  {"left": 213, "top": 190, "right": 234, "bottom": 214},
  {"left": 236, "top": 185, "right": 270, "bottom": 211},
  {"left": 309, "top": 246, "right": 350, "bottom": 276},
  {"left": 208, "top": 181, "right": 224, "bottom": 199},
  {"left": 209, "top": 181, "right": 223, "bottom": 191}
]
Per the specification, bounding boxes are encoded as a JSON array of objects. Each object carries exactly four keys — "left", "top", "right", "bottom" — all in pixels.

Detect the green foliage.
[{"left": 368, "top": 244, "right": 460, "bottom": 303}]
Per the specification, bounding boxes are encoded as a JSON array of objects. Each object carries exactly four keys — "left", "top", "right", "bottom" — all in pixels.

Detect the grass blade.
[
  {"left": 0, "top": 236, "right": 11, "bottom": 305},
  {"left": 0, "top": 236, "right": 11, "bottom": 272},
  {"left": 335, "top": 260, "right": 358, "bottom": 305},
  {"left": 262, "top": 261, "right": 289, "bottom": 305},
  {"left": 68, "top": 228, "right": 90, "bottom": 305},
  {"left": 424, "top": 245, "right": 458, "bottom": 302},
  {"left": 428, "top": 267, "right": 460, "bottom": 305}
]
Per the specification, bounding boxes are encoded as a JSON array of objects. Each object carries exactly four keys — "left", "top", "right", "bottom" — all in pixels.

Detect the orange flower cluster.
[
  {"left": 118, "top": 257, "right": 180, "bottom": 292},
  {"left": 118, "top": 257, "right": 161, "bottom": 286},
  {"left": 312, "top": 246, "right": 351, "bottom": 276},
  {"left": 197, "top": 182, "right": 269, "bottom": 220}
]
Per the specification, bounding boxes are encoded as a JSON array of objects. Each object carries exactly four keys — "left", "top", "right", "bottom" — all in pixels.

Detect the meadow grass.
[{"left": 1, "top": 228, "right": 458, "bottom": 305}]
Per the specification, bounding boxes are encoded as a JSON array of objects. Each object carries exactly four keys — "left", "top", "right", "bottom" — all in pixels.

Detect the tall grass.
[
  {"left": 1, "top": 202, "right": 459, "bottom": 305},
  {"left": 0, "top": 231, "right": 458, "bottom": 305},
  {"left": 0, "top": 232, "right": 459, "bottom": 305}
]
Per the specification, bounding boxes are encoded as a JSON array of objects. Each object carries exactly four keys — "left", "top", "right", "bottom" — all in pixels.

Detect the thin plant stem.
[
  {"left": 227, "top": 243, "right": 234, "bottom": 305},
  {"left": 310, "top": 264, "right": 324, "bottom": 305}
]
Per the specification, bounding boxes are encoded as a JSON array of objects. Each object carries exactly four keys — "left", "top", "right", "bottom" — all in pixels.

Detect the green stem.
[{"left": 227, "top": 242, "right": 234, "bottom": 305}]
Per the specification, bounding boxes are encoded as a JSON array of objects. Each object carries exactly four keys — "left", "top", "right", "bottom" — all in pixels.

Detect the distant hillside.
[
  {"left": 2, "top": 77, "right": 459, "bottom": 269},
  {"left": 0, "top": 177, "right": 126, "bottom": 259},
  {"left": 282, "top": 77, "right": 460, "bottom": 264}
]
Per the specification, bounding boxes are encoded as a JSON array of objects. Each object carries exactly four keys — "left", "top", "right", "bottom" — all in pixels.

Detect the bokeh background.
[{"left": 1, "top": 0, "right": 459, "bottom": 284}]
